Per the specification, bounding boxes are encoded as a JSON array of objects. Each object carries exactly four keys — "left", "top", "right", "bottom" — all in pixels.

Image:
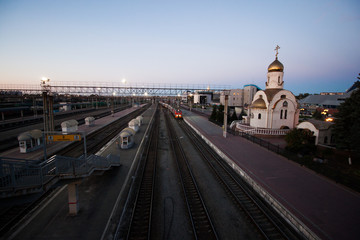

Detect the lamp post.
[
  {"left": 188, "top": 93, "right": 193, "bottom": 111},
  {"left": 41, "top": 77, "right": 51, "bottom": 161},
  {"left": 223, "top": 90, "right": 230, "bottom": 138},
  {"left": 41, "top": 77, "right": 51, "bottom": 134},
  {"left": 96, "top": 88, "right": 101, "bottom": 109},
  {"left": 112, "top": 92, "right": 116, "bottom": 116}
]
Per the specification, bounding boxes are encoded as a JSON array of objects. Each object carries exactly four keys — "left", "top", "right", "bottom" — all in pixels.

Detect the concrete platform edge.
[
  {"left": 101, "top": 105, "right": 157, "bottom": 240},
  {"left": 183, "top": 118, "right": 320, "bottom": 240}
]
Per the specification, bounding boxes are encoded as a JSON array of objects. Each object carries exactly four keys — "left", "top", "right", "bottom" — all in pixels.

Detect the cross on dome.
[{"left": 275, "top": 45, "right": 280, "bottom": 59}]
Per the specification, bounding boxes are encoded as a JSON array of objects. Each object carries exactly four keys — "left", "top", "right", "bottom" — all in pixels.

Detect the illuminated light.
[
  {"left": 121, "top": 78, "right": 127, "bottom": 84},
  {"left": 325, "top": 117, "right": 334, "bottom": 122},
  {"left": 41, "top": 77, "right": 49, "bottom": 82},
  {"left": 144, "top": 92, "right": 148, "bottom": 96}
]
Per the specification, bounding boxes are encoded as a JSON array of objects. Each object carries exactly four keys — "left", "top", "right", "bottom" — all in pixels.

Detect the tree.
[
  {"left": 216, "top": 104, "right": 224, "bottom": 123},
  {"left": 238, "top": 109, "right": 247, "bottom": 121},
  {"left": 229, "top": 110, "right": 238, "bottom": 123},
  {"left": 296, "top": 93, "right": 310, "bottom": 100},
  {"left": 209, "top": 105, "right": 218, "bottom": 121},
  {"left": 285, "top": 128, "right": 316, "bottom": 154},
  {"left": 312, "top": 109, "right": 323, "bottom": 120},
  {"left": 333, "top": 85, "right": 360, "bottom": 155}
]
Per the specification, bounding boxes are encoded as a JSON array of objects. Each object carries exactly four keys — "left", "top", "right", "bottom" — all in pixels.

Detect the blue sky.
[{"left": 0, "top": 0, "right": 359, "bottom": 95}]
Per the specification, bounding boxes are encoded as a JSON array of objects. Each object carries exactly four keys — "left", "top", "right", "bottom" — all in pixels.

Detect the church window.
[
  {"left": 284, "top": 110, "right": 287, "bottom": 119},
  {"left": 324, "top": 136, "right": 328, "bottom": 144},
  {"left": 281, "top": 95, "right": 286, "bottom": 99},
  {"left": 283, "top": 101, "right": 288, "bottom": 107},
  {"left": 258, "top": 113, "right": 261, "bottom": 119},
  {"left": 278, "top": 76, "right": 280, "bottom": 83},
  {"left": 280, "top": 109, "right": 283, "bottom": 119}
]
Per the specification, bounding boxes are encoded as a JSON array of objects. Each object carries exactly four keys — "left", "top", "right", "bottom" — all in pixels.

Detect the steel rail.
[
  {"left": 126, "top": 108, "right": 159, "bottom": 240},
  {"left": 179, "top": 120, "right": 302, "bottom": 240},
  {"left": 0, "top": 105, "right": 131, "bottom": 152},
  {"left": 55, "top": 105, "right": 149, "bottom": 158},
  {"left": 164, "top": 110, "right": 218, "bottom": 240}
]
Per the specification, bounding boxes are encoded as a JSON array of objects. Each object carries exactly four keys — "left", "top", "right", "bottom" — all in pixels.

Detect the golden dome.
[
  {"left": 250, "top": 98, "right": 267, "bottom": 109},
  {"left": 268, "top": 57, "right": 284, "bottom": 72}
]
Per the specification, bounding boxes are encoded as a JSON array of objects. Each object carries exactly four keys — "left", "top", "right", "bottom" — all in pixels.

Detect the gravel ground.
[{"left": 151, "top": 108, "right": 261, "bottom": 239}]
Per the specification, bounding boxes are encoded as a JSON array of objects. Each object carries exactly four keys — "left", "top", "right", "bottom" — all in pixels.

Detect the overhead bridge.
[
  {"left": 0, "top": 154, "right": 120, "bottom": 198},
  {"left": 0, "top": 82, "right": 230, "bottom": 96}
]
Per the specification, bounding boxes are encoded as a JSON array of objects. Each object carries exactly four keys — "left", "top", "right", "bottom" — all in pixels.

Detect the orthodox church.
[{"left": 249, "top": 46, "right": 299, "bottom": 129}]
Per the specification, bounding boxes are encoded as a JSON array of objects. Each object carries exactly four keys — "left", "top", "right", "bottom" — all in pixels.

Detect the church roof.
[
  {"left": 250, "top": 98, "right": 267, "bottom": 109},
  {"left": 263, "top": 89, "right": 282, "bottom": 102},
  {"left": 304, "top": 119, "right": 333, "bottom": 130},
  {"left": 268, "top": 57, "right": 284, "bottom": 72},
  {"left": 299, "top": 94, "right": 347, "bottom": 107}
]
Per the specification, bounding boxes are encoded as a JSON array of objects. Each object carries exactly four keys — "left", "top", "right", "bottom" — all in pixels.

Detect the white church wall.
[
  {"left": 250, "top": 109, "right": 267, "bottom": 128},
  {"left": 266, "top": 72, "right": 284, "bottom": 89}
]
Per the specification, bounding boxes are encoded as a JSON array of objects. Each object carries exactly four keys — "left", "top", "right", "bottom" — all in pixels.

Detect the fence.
[{"left": 0, "top": 154, "right": 120, "bottom": 198}]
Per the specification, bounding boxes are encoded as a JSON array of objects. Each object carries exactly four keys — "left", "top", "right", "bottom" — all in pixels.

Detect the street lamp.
[
  {"left": 112, "top": 92, "right": 116, "bottom": 116},
  {"left": 40, "top": 77, "right": 51, "bottom": 133},
  {"left": 188, "top": 93, "right": 193, "bottom": 111},
  {"left": 96, "top": 88, "right": 101, "bottom": 109}
]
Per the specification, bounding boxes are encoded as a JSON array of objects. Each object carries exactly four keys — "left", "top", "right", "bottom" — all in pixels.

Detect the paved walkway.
[{"left": 183, "top": 109, "right": 360, "bottom": 240}]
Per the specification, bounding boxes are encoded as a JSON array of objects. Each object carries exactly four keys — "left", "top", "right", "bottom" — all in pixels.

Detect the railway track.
[
  {"left": 55, "top": 105, "right": 149, "bottom": 158},
  {"left": 179, "top": 120, "right": 304, "bottom": 240},
  {"left": 0, "top": 105, "right": 150, "bottom": 238},
  {"left": 0, "top": 105, "right": 131, "bottom": 152},
  {"left": 126, "top": 108, "right": 159, "bottom": 240},
  {"left": 165, "top": 110, "right": 218, "bottom": 240}
]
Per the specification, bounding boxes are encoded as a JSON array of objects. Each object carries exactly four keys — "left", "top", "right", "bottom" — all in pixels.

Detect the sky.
[{"left": 0, "top": 0, "right": 359, "bottom": 95}]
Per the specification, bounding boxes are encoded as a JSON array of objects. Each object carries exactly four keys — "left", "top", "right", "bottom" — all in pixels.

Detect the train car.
[
  {"left": 173, "top": 109, "right": 182, "bottom": 119},
  {"left": 160, "top": 101, "right": 182, "bottom": 119}
]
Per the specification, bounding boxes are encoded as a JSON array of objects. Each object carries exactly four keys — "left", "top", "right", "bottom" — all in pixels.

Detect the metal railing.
[
  {"left": 235, "top": 123, "right": 291, "bottom": 135},
  {"left": 0, "top": 154, "right": 120, "bottom": 197}
]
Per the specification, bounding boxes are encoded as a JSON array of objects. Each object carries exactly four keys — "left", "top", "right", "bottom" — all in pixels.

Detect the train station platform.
[
  {"left": 0, "top": 105, "right": 147, "bottom": 161},
  {"left": 182, "top": 109, "right": 360, "bottom": 240},
  {"left": 1, "top": 104, "right": 156, "bottom": 240}
]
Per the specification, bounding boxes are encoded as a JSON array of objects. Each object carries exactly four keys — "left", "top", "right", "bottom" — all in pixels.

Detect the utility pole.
[{"left": 223, "top": 90, "right": 230, "bottom": 138}]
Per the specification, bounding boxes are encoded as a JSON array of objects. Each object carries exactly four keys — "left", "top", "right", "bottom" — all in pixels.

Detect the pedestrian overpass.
[{"left": 0, "top": 154, "right": 120, "bottom": 199}]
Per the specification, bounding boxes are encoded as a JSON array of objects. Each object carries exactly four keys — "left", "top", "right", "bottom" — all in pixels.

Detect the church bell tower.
[{"left": 266, "top": 45, "right": 284, "bottom": 89}]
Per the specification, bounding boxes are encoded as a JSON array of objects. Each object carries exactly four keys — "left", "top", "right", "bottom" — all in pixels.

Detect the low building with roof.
[
  {"left": 298, "top": 81, "right": 359, "bottom": 114},
  {"left": 61, "top": 119, "right": 79, "bottom": 133},
  {"left": 220, "top": 85, "right": 260, "bottom": 108},
  {"left": 17, "top": 129, "right": 43, "bottom": 153},
  {"left": 297, "top": 119, "right": 334, "bottom": 146},
  {"left": 119, "top": 127, "right": 136, "bottom": 149}
]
